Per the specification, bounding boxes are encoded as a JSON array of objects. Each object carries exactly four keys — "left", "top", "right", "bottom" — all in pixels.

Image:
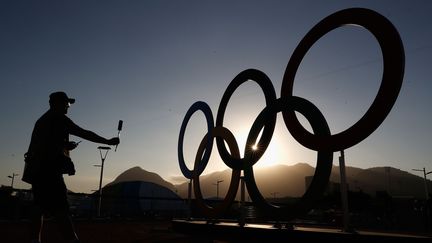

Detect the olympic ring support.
[{"left": 178, "top": 8, "right": 404, "bottom": 220}]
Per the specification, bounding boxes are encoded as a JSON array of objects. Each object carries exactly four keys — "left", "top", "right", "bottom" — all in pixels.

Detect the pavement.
[
  {"left": 172, "top": 219, "right": 432, "bottom": 243},
  {"left": 1, "top": 219, "right": 431, "bottom": 243}
]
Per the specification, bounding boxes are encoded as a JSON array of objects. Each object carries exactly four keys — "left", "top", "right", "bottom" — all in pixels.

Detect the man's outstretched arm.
[{"left": 69, "top": 122, "right": 119, "bottom": 146}]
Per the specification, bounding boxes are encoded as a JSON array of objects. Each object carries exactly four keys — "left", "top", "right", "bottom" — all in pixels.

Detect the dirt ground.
[{"left": 0, "top": 219, "right": 213, "bottom": 243}]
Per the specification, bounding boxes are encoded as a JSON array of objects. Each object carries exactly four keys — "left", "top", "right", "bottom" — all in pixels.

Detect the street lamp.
[
  {"left": 7, "top": 173, "right": 18, "bottom": 189},
  {"left": 412, "top": 167, "right": 432, "bottom": 200},
  {"left": 213, "top": 180, "right": 224, "bottom": 199},
  {"left": 95, "top": 146, "right": 111, "bottom": 217}
]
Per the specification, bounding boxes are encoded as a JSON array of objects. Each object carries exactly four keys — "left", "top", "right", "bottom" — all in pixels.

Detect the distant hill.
[
  {"left": 105, "top": 166, "right": 176, "bottom": 192},
  {"left": 105, "top": 164, "right": 431, "bottom": 200},
  {"left": 174, "top": 163, "right": 432, "bottom": 199},
  {"left": 335, "top": 166, "right": 429, "bottom": 197}
]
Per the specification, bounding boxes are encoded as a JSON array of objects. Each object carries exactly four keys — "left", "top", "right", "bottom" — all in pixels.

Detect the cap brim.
[{"left": 68, "top": 98, "right": 75, "bottom": 104}]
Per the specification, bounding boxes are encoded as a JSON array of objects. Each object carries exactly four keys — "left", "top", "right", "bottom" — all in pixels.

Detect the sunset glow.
[
  {"left": 234, "top": 128, "right": 280, "bottom": 168},
  {"left": 0, "top": 1, "right": 430, "bottom": 195}
]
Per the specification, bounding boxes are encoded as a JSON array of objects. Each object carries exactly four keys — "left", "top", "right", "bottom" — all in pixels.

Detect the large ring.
[
  {"left": 178, "top": 101, "right": 214, "bottom": 179},
  {"left": 281, "top": 8, "right": 405, "bottom": 151},
  {"left": 244, "top": 96, "right": 333, "bottom": 220},
  {"left": 216, "top": 69, "right": 277, "bottom": 169},
  {"left": 193, "top": 126, "right": 241, "bottom": 218}
]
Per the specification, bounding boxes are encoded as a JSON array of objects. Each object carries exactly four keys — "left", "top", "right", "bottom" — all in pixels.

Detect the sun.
[
  {"left": 254, "top": 140, "right": 279, "bottom": 168},
  {"left": 217, "top": 117, "right": 313, "bottom": 171},
  {"left": 251, "top": 144, "right": 258, "bottom": 151},
  {"left": 234, "top": 129, "right": 279, "bottom": 168}
]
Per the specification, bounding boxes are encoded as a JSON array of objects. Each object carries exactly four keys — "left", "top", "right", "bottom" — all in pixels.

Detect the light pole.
[
  {"left": 95, "top": 146, "right": 111, "bottom": 217},
  {"left": 239, "top": 175, "right": 246, "bottom": 227},
  {"left": 412, "top": 167, "right": 432, "bottom": 200},
  {"left": 339, "top": 150, "right": 351, "bottom": 232},
  {"left": 7, "top": 173, "right": 18, "bottom": 189},
  {"left": 385, "top": 166, "right": 391, "bottom": 194},
  {"left": 213, "top": 180, "right": 224, "bottom": 199}
]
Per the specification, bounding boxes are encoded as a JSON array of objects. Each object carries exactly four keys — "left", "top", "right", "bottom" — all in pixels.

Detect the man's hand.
[
  {"left": 107, "top": 137, "right": 120, "bottom": 146},
  {"left": 65, "top": 141, "right": 80, "bottom": 150}
]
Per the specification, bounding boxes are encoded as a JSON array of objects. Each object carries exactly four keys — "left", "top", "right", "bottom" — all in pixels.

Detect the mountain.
[
  {"left": 175, "top": 163, "right": 432, "bottom": 199},
  {"left": 341, "top": 166, "right": 428, "bottom": 197},
  {"left": 105, "top": 164, "right": 431, "bottom": 200},
  {"left": 174, "top": 163, "right": 315, "bottom": 199},
  {"left": 105, "top": 166, "right": 176, "bottom": 192}
]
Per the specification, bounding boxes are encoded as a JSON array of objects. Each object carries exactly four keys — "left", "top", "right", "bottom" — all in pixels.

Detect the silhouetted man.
[{"left": 23, "top": 91, "right": 120, "bottom": 243}]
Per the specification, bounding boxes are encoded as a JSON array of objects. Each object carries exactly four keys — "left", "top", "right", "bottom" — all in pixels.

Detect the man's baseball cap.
[{"left": 49, "top": 91, "right": 75, "bottom": 104}]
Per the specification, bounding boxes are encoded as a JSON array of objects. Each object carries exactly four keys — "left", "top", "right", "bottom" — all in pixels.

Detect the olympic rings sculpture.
[{"left": 178, "top": 8, "right": 404, "bottom": 220}]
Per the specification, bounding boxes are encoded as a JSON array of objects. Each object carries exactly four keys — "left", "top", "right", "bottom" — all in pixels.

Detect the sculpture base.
[{"left": 172, "top": 219, "right": 430, "bottom": 242}]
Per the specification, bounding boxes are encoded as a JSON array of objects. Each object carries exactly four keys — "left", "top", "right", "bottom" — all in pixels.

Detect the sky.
[{"left": 1, "top": 0, "right": 431, "bottom": 193}]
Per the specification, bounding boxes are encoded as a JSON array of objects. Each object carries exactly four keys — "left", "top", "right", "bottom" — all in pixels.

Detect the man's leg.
[
  {"left": 30, "top": 183, "right": 44, "bottom": 243},
  {"left": 53, "top": 177, "right": 80, "bottom": 242},
  {"left": 55, "top": 211, "right": 79, "bottom": 242},
  {"left": 29, "top": 213, "right": 43, "bottom": 243}
]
